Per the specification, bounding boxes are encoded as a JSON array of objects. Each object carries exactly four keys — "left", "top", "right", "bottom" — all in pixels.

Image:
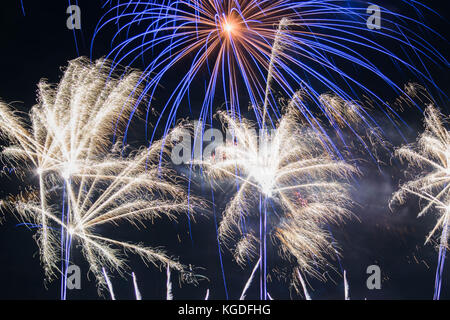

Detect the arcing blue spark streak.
[{"left": 92, "top": 0, "right": 447, "bottom": 149}]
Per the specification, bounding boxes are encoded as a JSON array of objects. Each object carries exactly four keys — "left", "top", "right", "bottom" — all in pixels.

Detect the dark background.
[{"left": 0, "top": 0, "right": 449, "bottom": 300}]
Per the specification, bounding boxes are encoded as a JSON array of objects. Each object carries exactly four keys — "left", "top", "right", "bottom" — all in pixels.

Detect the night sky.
[{"left": 0, "top": 1, "right": 449, "bottom": 300}]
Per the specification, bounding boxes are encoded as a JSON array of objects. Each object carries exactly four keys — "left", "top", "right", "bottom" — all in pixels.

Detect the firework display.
[{"left": 0, "top": 0, "right": 448, "bottom": 303}]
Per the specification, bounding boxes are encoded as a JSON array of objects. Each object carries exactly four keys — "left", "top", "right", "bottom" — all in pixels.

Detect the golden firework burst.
[
  {"left": 0, "top": 58, "right": 198, "bottom": 289},
  {"left": 198, "top": 104, "right": 357, "bottom": 277},
  {"left": 391, "top": 105, "right": 450, "bottom": 248}
]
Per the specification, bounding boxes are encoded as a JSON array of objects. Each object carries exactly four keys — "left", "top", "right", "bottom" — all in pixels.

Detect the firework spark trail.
[
  {"left": 344, "top": 269, "right": 350, "bottom": 300},
  {"left": 19, "top": 0, "right": 25, "bottom": 15},
  {"left": 261, "top": 17, "right": 289, "bottom": 130},
  {"left": 166, "top": 264, "right": 173, "bottom": 300},
  {"left": 132, "top": 272, "right": 142, "bottom": 300},
  {"left": 239, "top": 257, "right": 261, "bottom": 300},
  {"left": 391, "top": 105, "right": 450, "bottom": 300},
  {"left": 296, "top": 268, "right": 311, "bottom": 300},
  {"left": 196, "top": 102, "right": 357, "bottom": 299},
  {"left": 103, "top": 267, "right": 116, "bottom": 300},
  {"left": 259, "top": 195, "right": 267, "bottom": 299},
  {"left": 434, "top": 221, "right": 448, "bottom": 299},
  {"left": 0, "top": 58, "right": 199, "bottom": 292},
  {"left": 93, "top": 0, "right": 446, "bottom": 147}
]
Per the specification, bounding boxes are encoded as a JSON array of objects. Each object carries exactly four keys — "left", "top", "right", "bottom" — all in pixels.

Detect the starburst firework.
[
  {"left": 198, "top": 104, "right": 356, "bottom": 298},
  {"left": 93, "top": 0, "right": 445, "bottom": 143},
  {"left": 0, "top": 58, "right": 197, "bottom": 290}
]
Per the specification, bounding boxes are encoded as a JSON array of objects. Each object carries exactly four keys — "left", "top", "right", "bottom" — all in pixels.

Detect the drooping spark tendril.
[
  {"left": 196, "top": 103, "right": 357, "bottom": 299},
  {"left": 391, "top": 105, "right": 450, "bottom": 300},
  {"left": 93, "top": 0, "right": 446, "bottom": 146},
  {"left": 0, "top": 57, "right": 198, "bottom": 293}
]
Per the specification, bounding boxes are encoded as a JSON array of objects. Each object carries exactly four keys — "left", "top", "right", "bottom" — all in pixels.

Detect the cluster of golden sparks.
[
  {"left": 198, "top": 105, "right": 357, "bottom": 277},
  {"left": 0, "top": 58, "right": 197, "bottom": 289},
  {"left": 391, "top": 106, "right": 450, "bottom": 248}
]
